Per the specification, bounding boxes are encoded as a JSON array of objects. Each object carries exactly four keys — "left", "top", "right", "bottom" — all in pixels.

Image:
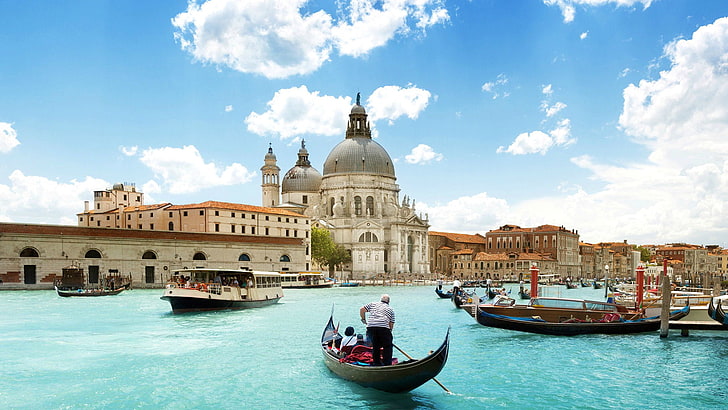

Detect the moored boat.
[
  {"left": 476, "top": 305, "right": 690, "bottom": 336},
  {"left": 280, "top": 272, "right": 334, "bottom": 289},
  {"left": 160, "top": 268, "right": 283, "bottom": 313},
  {"left": 55, "top": 286, "right": 127, "bottom": 297},
  {"left": 477, "top": 296, "right": 637, "bottom": 322},
  {"left": 320, "top": 314, "right": 449, "bottom": 393},
  {"left": 708, "top": 297, "right": 728, "bottom": 327},
  {"left": 54, "top": 265, "right": 131, "bottom": 297}
]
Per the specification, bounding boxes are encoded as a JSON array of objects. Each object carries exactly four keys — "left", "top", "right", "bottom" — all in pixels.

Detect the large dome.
[{"left": 322, "top": 138, "right": 395, "bottom": 177}]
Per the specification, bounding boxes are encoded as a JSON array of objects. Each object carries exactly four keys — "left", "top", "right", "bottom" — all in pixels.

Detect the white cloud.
[
  {"left": 0, "top": 122, "right": 20, "bottom": 153},
  {"left": 0, "top": 170, "right": 107, "bottom": 224},
  {"left": 419, "top": 192, "right": 511, "bottom": 235},
  {"left": 139, "top": 145, "right": 256, "bottom": 194},
  {"left": 120, "top": 146, "right": 138, "bottom": 156},
  {"left": 542, "top": 101, "right": 567, "bottom": 117},
  {"left": 245, "top": 86, "right": 352, "bottom": 140},
  {"left": 245, "top": 85, "right": 432, "bottom": 139},
  {"left": 580, "top": 31, "right": 588, "bottom": 40},
  {"left": 544, "top": 0, "right": 653, "bottom": 23},
  {"left": 497, "top": 131, "right": 554, "bottom": 155},
  {"left": 366, "top": 85, "right": 431, "bottom": 123},
  {"left": 172, "top": 0, "right": 449, "bottom": 79},
  {"left": 482, "top": 74, "right": 509, "bottom": 99},
  {"left": 542, "top": 84, "right": 553, "bottom": 95},
  {"left": 225, "top": 105, "right": 233, "bottom": 112},
  {"left": 404, "top": 144, "right": 443, "bottom": 165}
]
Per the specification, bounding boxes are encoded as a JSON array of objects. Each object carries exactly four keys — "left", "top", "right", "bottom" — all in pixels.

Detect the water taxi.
[
  {"left": 161, "top": 268, "right": 283, "bottom": 313},
  {"left": 280, "top": 272, "right": 334, "bottom": 289}
]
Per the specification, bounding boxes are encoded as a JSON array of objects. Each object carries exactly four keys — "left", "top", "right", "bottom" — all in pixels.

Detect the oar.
[{"left": 392, "top": 344, "right": 451, "bottom": 394}]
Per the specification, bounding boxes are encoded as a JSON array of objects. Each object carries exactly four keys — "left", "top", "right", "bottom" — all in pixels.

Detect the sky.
[{"left": 1, "top": 0, "right": 728, "bottom": 247}]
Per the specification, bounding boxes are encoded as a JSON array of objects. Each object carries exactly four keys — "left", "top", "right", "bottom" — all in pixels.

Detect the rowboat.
[
  {"left": 320, "top": 314, "right": 449, "bottom": 393},
  {"left": 160, "top": 268, "right": 283, "bottom": 313},
  {"left": 435, "top": 287, "right": 453, "bottom": 298},
  {"left": 476, "top": 305, "right": 690, "bottom": 336}
]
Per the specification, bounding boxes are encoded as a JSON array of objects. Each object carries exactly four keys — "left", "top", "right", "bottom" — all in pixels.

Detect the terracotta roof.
[
  {"left": 429, "top": 231, "right": 486, "bottom": 244},
  {"left": 488, "top": 224, "right": 577, "bottom": 234},
  {"left": 168, "top": 201, "right": 304, "bottom": 217},
  {"left": 451, "top": 249, "right": 474, "bottom": 255},
  {"left": 80, "top": 203, "right": 171, "bottom": 215}
]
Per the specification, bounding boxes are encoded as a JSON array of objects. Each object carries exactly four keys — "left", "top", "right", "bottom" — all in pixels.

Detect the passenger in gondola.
[{"left": 340, "top": 326, "right": 358, "bottom": 354}]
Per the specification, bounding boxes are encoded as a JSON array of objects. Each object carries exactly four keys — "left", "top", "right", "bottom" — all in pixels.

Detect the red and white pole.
[{"left": 530, "top": 264, "right": 539, "bottom": 298}]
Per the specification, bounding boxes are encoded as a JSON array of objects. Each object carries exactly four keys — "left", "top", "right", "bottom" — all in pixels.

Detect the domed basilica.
[{"left": 261, "top": 94, "right": 430, "bottom": 279}]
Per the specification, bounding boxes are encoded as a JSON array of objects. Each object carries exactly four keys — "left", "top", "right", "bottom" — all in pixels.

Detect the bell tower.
[{"left": 261, "top": 144, "right": 280, "bottom": 207}]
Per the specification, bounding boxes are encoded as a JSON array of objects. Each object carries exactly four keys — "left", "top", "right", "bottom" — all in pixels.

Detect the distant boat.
[
  {"left": 435, "top": 287, "right": 453, "bottom": 299},
  {"left": 280, "top": 272, "right": 334, "bottom": 289},
  {"left": 339, "top": 282, "right": 360, "bottom": 287},
  {"left": 708, "top": 297, "right": 728, "bottom": 328},
  {"left": 55, "top": 285, "right": 127, "bottom": 297},
  {"left": 476, "top": 305, "right": 690, "bottom": 336},
  {"left": 160, "top": 268, "right": 283, "bottom": 314},
  {"left": 321, "top": 313, "right": 450, "bottom": 393},
  {"left": 477, "top": 296, "right": 637, "bottom": 322}
]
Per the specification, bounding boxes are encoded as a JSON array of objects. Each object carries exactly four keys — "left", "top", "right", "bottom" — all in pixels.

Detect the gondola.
[
  {"left": 452, "top": 289, "right": 476, "bottom": 308},
  {"left": 593, "top": 282, "right": 603, "bottom": 290},
  {"left": 320, "top": 314, "right": 450, "bottom": 393},
  {"left": 565, "top": 282, "right": 578, "bottom": 289},
  {"left": 435, "top": 287, "right": 453, "bottom": 299},
  {"left": 517, "top": 288, "right": 530, "bottom": 300},
  {"left": 708, "top": 297, "right": 728, "bottom": 327},
  {"left": 475, "top": 305, "right": 690, "bottom": 336},
  {"left": 55, "top": 285, "right": 127, "bottom": 297}
]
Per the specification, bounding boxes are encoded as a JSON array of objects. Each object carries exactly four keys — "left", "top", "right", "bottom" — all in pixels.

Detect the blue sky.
[{"left": 1, "top": 0, "right": 727, "bottom": 246}]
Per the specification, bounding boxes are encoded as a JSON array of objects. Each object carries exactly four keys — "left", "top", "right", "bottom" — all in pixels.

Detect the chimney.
[{"left": 84, "top": 200, "right": 89, "bottom": 212}]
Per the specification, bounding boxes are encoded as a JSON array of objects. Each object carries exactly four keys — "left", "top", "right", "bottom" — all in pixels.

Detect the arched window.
[
  {"left": 193, "top": 252, "right": 206, "bottom": 260},
  {"left": 366, "top": 196, "right": 374, "bottom": 216},
  {"left": 329, "top": 197, "right": 335, "bottom": 216},
  {"left": 354, "top": 196, "right": 362, "bottom": 216},
  {"left": 168, "top": 222, "right": 174, "bottom": 231},
  {"left": 239, "top": 253, "right": 251, "bottom": 261},
  {"left": 280, "top": 255, "right": 291, "bottom": 262},
  {"left": 85, "top": 250, "right": 102, "bottom": 258},
  {"left": 142, "top": 251, "right": 157, "bottom": 259},
  {"left": 358, "top": 232, "right": 379, "bottom": 242},
  {"left": 19, "top": 248, "right": 39, "bottom": 257}
]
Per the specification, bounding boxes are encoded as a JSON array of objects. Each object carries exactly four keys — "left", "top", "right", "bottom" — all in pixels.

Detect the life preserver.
[{"left": 199, "top": 283, "right": 208, "bottom": 291}]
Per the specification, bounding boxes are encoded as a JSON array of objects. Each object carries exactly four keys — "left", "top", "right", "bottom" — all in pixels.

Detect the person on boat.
[
  {"left": 340, "top": 326, "right": 358, "bottom": 354},
  {"left": 437, "top": 278, "right": 443, "bottom": 290},
  {"left": 360, "top": 294, "right": 395, "bottom": 366},
  {"left": 453, "top": 279, "right": 462, "bottom": 296}
]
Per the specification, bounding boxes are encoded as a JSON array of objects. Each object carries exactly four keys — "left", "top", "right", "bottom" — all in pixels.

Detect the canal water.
[{"left": 2, "top": 285, "right": 727, "bottom": 409}]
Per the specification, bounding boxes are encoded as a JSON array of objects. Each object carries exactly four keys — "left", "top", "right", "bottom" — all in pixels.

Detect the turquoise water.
[{"left": 2, "top": 285, "right": 727, "bottom": 409}]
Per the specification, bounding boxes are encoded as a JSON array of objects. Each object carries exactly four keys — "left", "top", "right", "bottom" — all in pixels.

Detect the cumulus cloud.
[
  {"left": 580, "top": 31, "right": 588, "bottom": 40},
  {"left": 0, "top": 122, "right": 20, "bottom": 153},
  {"left": 245, "top": 86, "right": 352, "bottom": 140},
  {"left": 544, "top": 0, "right": 653, "bottom": 23},
  {"left": 366, "top": 85, "right": 431, "bottom": 123},
  {"left": 542, "top": 101, "right": 567, "bottom": 117},
  {"left": 225, "top": 105, "right": 233, "bottom": 112},
  {"left": 497, "top": 131, "right": 554, "bottom": 155},
  {"left": 482, "top": 74, "right": 509, "bottom": 99},
  {"left": 0, "top": 170, "right": 107, "bottom": 224},
  {"left": 419, "top": 192, "right": 511, "bottom": 235},
  {"left": 172, "top": 0, "right": 449, "bottom": 79},
  {"left": 404, "top": 144, "right": 443, "bottom": 165},
  {"left": 542, "top": 84, "right": 553, "bottom": 95},
  {"left": 138, "top": 145, "right": 256, "bottom": 194},
  {"left": 245, "top": 85, "right": 432, "bottom": 140}
]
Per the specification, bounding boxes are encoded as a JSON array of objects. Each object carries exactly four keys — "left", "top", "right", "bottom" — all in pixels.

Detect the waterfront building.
[
  {"left": 262, "top": 95, "right": 430, "bottom": 279},
  {"left": 485, "top": 224, "right": 580, "bottom": 278},
  {"left": 0, "top": 222, "right": 306, "bottom": 289},
  {"left": 428, "top": 231, "right": 487, "bottom": 277}
]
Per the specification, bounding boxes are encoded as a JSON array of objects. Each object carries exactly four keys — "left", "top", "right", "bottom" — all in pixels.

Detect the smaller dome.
[
  {"left": 351, "top": 104, "right": 366, "bottom": 114},
  {"left": 282, "top": 166, "right": 322, "bottom": 193},
  {"left": 264, "top": 144, "right": 276, "bottom": 160}
]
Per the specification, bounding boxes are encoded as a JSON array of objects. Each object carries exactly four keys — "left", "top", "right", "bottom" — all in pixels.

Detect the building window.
[
  {"left": 266, "top": 216, "right": 269, "bottom": 221},
  {"left": 231, "top": 212, "right": 235, "bottom": 217},
  {"left": 215, "top": 211, "right": 219, "bottom": 216},
  {"left": 231, "top": 225, "right": 236, "bottom": 233},
  {"left": 168, "top": 222, "right": 174, "bottom": 231},
  {"left": 280, "top": 255, "right": 290, "bottom": 262},
  {"left": 169, "top": 212, "right": 173, "bottom": 217},
  {"left": 354, "top": 196, "right": 362, "bottom": 216},
  {"left": 302, "top": 195, "right": 308, "bottom": 204},
  {"left": 286, "top": 229, "right": 290, "bottom": 237},
  {"left": 183, "top": 211, "right": 188, "bottom": 216},
  {"left": 200, "top": 210, "right": 204, "bottom": 216},
  {"left": 366, "top": 196, "right": 374, "bottom": 216},
  {"left": 215, "top": 224, "right": 220, "bottom": 232},
  {"left": 252, "top": 227, "right": 255, "bottom": 234},
  {"left": 265, "top": 228, "right": 269, "bottom": 235},
  {"left": 193, "top": 252, "right": 206, "bottom": 260},
  {"left": 242, "top": 226, "right": 246, "bottom": 234},
  {"left": 19, "top": 248, "right": 39, "bottom": 257},
  {"left": 150, "top": 223, "right": 154, "bottom": 229},
  {"left": 239, "top": 253, "right": 251, "bottom": 261},
  {"left": 142, "top": 251, "right": 157, "bottom": 259}
]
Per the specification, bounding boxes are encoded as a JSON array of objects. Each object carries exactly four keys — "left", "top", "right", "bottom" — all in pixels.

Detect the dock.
[{"left": 669, "top": 320, "right": 728, "bottom": 336}]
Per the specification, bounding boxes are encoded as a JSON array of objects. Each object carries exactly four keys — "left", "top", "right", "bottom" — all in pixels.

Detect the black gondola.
[
  {"left": 475, "top": 305, "right": 690, "bottom": 336},
  {"left": 320, "top": 314, "right": 449, "bottom": 393},
  {"left": 435, "top": 288, "right": 453, "bottom": 299},
  {"left": 55, "top": 285, "right": 127, "bottom": 297},
  {"left": 452, "top": 289, "right": 476, "bottom": 308},
  {"left": 708, "top": 298, "right": 728, "bottom": 327},
  {"left": 593, "top": 282, "right": 603, "bottom": 289}
]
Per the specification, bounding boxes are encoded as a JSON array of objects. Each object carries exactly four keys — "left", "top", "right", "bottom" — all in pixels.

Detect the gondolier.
[{"left": 360, "top": 294, "right": 395, "bottom": 366}]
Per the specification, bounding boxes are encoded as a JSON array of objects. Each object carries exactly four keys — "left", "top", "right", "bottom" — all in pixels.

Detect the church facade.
[{"left": 263, "top": 95, "right": 430, "bottom": 279}]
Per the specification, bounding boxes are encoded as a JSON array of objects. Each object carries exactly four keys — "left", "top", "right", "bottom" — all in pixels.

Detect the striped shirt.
[{"left": 363, "top": 301, "right": 395, "bottom": 328}]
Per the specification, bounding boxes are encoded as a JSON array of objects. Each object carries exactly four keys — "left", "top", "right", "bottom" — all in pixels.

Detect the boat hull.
[
  {"left": 435, "top": 288, "right": 452, "bottom": 299},
  {"left": 476, "top": 306, "right": 690, "bottom": 336},
  {"left": 55, "top": 286, "right": 125, "bottom": 297},
  {"left": 161, "top": 294, "right": 281, "bottom": 313}
]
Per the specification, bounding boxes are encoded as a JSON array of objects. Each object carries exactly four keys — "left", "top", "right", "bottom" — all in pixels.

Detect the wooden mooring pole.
[{"left": 659, "top": 259, "right": 671, "bottom": 338}]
